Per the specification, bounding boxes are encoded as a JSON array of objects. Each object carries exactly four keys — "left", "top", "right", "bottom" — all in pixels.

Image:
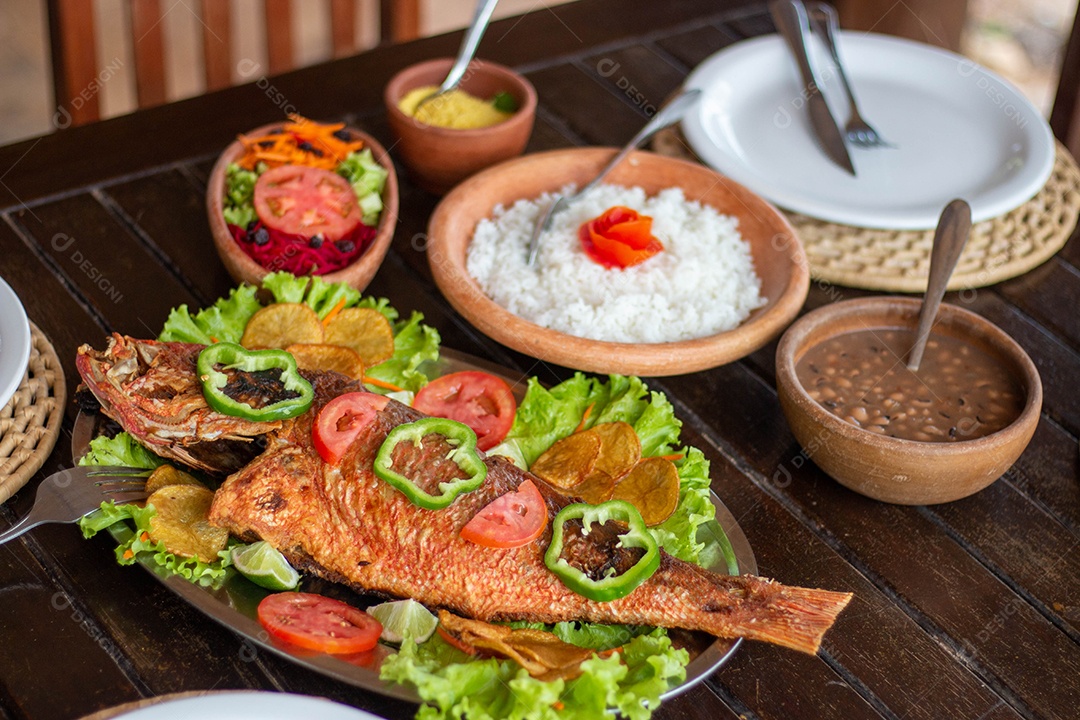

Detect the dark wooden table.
[{"left": 1, "top": 1, "right": 1078, "bottom": 718}]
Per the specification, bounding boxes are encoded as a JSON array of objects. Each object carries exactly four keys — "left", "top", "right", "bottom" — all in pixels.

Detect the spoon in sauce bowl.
[
  {"left": 907, "top": 198, "right": 972, "bottom": 372},
  {"left": 412, "top": 0, "right": 500, "bottom": 115}
]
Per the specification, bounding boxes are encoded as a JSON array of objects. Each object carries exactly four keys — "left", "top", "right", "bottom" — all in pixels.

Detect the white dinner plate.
[
  {"left": 109, "top": 691, "right": 386, "bottom": 719},
  {"left": 0, "top": 276, "right": 30, "bottom": 412},
  {"left": 681, "top": 32, "right": 1055, "bottom": 230}
]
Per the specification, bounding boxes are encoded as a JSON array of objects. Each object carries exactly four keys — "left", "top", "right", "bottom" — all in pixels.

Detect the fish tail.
[{"left": 725, "top": 580, "right": 853, "bottom": 655}]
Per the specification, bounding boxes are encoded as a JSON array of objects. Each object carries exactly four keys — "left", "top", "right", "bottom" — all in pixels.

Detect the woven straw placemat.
[
  {"left": 0, "top": 322, "right": 65, "bottom": 504},
  {"left": 653, "top": 128, "right": 1080, "bottom": 292}
]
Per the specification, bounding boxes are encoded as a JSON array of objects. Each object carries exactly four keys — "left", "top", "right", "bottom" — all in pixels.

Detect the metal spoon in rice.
[
  {"left": 525, "top": 88, "right": 703, "bottom": 266},
  {"left": 412, "top": 0, "right": 501, "bottom": 116}
]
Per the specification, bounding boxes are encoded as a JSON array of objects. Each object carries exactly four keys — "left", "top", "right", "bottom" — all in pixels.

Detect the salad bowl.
[
  {"left": 426, "top": 147, "right": 810, "bottom": 376},
  {"left": 206, "top": 121, "right": 399, "bottom": 291}
]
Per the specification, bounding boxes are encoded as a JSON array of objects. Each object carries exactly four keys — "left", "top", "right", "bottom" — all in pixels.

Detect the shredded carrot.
[
  {"left": 123, "top": 549, "right": 135, "bottom": 560},
  {"left": 658, "top": 452, "right": 685, "bottom": 462},
  {"left": 140, "top": 532, "right": 150, "bottom": 542},
  {"left": 235, "top": 115, "right": 364, "bottom": 172},
  {"left": 574, "top": 403, "right": 594, "bottom": 433},
  {"left": 363, "top": 376, "right": 404, "bottom": 393},
  {"left": 208, "top": 335, "right": 219, "bottom": 344},
  {"left": 321, "top": 298, "right": 347, "bottom": 327},
  {"left": 552, "top": 702, "right": 565, "bottom": 711}
]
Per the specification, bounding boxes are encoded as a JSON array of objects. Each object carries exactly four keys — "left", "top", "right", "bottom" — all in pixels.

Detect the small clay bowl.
[
  {"left": 206, "top": 122, "right": 398, "bottom": 291},
  {"left": 426, "top": 147, "right": 810, "bottom": 376},
  {"left": 384, "top": 58, "right": 537, "bottom": 195},
  {"left": 775, "top": 297, "right": 1042, "bottom": 505}
]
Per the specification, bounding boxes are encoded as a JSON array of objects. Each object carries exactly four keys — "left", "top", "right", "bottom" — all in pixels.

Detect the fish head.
[{"left": 77, "top": 334, "right": 280, "bottom": 473}]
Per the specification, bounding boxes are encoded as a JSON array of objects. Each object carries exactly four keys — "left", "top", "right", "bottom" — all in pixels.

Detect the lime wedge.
[
  {"left": 231, "top": 541, "right": 301, "bottom": 591},
  {"left": 366, "top": 599, "right": 437, "bottom": 644}
]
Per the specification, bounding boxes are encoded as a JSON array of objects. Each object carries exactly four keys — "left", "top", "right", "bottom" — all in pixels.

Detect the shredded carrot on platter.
[
  {"left": 574, "top": 403, "right": 594, "bottom": 433},
  {"left": 657, "top": 452, "right": 685, "bottom": 462},
  {"left": 235, "top": 114, "right": 364, "bottom": 171},
  {"left": 321, "top": 298, "right": 347, "bottom": 327},
  {"left": 363, "top": 376, "right": 404, "bottom": 393}
]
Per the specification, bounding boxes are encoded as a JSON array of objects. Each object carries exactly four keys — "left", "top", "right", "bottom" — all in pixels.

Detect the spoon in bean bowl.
[
  {"left": 525, "top": 87, "right": 703, "bottom": 266},
  {"left": 907, "top": 198, "right": 972, "bottom": 372}
]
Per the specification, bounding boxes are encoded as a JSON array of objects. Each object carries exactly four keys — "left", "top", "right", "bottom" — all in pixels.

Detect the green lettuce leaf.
[
  {"left": 503, "top": 374, "right": 716, "bottom": 564},
  {"left": 158, "top": 284, "right": 261, "bottom": 345},
  {"left": 337, "top": 148, "right": 388, "bottom": 226},
  {"left": 78, "top": 433, "right": 228, "bottom": 584},
  {"left": 509, "top": 620, "right": 651, "bottom": 651},
  {"left": 158, "top": 272, "right": 439, "bottom": 392},
  {"left": 381, "top": 629, "right": 687, "bottom": 720},
  {"left": 366, "top": 308, "right": 441, "bottom": 393},
  {"left": 77, "top": 489, "right": 227, "bottom": 586},
  {"left": 78, "top": 433, "right": 165, "bottom": 470},
  {"left": 223, "top": 163, "right": 258, "bottom": 228}
]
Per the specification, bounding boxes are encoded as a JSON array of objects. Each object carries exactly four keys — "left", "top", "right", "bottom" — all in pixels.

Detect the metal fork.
[
  {"left": 807, "top": 2, "right": 894, "bottom": 149},
  {"left": 0, "top": 466, "right": 150, "bottom": 545},
  {"left": 525, "top": 88, "right": 702, "bottom": 265}
]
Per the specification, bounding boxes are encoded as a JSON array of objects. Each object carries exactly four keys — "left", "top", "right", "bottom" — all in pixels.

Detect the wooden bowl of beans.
[{"left": 775, "top": 297, "right": 1042, "bottom": 505}]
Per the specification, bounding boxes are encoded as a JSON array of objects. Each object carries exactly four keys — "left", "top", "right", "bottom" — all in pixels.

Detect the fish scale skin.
[{"left": 210, "top": 387, "right": 851, "bottom": 654}]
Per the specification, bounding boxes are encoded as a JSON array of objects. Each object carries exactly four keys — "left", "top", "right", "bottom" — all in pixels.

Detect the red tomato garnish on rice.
[
  {"left": 257, "top": 592, "right": 382, "bottom": 654},
  {"left": 461, "top": 479, "right": 548, "bottom": 548},
  {"left": 254, "top": 165, "right": 361, "bottom": 242},
  {"left": 579, "top": 206, "right": 663, "bottom": 269},
  {"left": 413, "top": 371, "right": 516, "bottom": 451},
  {"left": 312, "top": 392, "right": 389, "bottom": 465}
]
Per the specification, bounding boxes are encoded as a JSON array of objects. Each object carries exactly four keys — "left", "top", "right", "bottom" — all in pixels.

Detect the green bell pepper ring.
[
  {"left": 197, "top": 342, "right": 314, "bottom": 422},
  {"left": 544, "top": 500, "right": 660, "bottom": 602},
  {"left": 373, "top": 417, "right": 487, "bottom": 510}
]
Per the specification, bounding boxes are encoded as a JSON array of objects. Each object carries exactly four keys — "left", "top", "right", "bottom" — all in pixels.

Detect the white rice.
[{"left": 465, "top": 184, "right": 765, "bottom": 344}]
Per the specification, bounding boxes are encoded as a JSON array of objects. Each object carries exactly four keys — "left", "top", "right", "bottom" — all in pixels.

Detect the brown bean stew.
[{"left": 795, "top": 328, "right": 1024, "bottom": 442}]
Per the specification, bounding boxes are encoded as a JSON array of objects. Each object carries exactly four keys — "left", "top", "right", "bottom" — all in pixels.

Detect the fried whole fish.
[{"left": 78, "top": 335, "right": 853, "bottom": 654}]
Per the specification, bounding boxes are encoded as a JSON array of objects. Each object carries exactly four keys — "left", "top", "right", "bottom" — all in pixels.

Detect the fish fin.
[{"left": 732, "top": 583, "right": 853, "bottom": 655}]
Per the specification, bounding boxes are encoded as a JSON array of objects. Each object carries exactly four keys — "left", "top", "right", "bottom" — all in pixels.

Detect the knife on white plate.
[{"left": 769, "top": 0, "right": 856, "bottom": 176}]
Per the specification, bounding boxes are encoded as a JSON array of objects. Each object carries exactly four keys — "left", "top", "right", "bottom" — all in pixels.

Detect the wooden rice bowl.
[
  {"left": 426, "top": 148, "right": 810, "bottom": 376},
  {"left": 207, "top": 122, "right": 398, "bottom": 291}
]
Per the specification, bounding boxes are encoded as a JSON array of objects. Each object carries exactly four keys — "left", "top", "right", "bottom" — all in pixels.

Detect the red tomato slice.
[
  {"left": 413, "top": 371, "right": 516, "bottom": 451},
  {"left": 257, "top": 592, "right": 382, "bottom": 654},
  {"left": 461, "top": 479, "right": 548, "bottom": 548},
  {"left": 313, "top": 392, "right": 389, "bottom": 465},
  {"left": 254, "top": 165, "right": 361, "bottom": 242}
]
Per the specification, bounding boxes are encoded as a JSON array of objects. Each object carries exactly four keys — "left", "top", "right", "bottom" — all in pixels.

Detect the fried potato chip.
[
  {"left": 145, "top": 464, "right": 205, "bottom": 495},
  {"left": 591, "top": 422, "right": 641, "bottom": 483},
  {"left": 530, "top": 430, "right": 601, "bottom": 490},
  {"left": 572, "top": 468, "right": 616, "bottom": 505},
  {"left": 323, "top": 307, "right": 395, "bottom": 366},
  {"left": 611, "top": 456, "right": 680, "bottom": 526},
  {"left": 240, "top": 302, "right": 324, "bottom": 349},
  {"left": 286, "top": 343, "right": 365, "bottom": 380},
  {"left": 147, "top": 485, "right": 229, "bottom": 563}
]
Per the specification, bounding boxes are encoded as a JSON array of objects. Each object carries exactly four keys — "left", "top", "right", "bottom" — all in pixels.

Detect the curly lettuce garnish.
[
  {"left": 157, "top": 272, "right": 440, "bottom": 393},
  {"left": 496, "top": 373, "right": 717, "bottom": 564},
  {"left": 381, "top": 629, "right": 688, "bottom": 720},
  {"left": 78, "top": 500, "right": 228, "bottom": 586}
]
